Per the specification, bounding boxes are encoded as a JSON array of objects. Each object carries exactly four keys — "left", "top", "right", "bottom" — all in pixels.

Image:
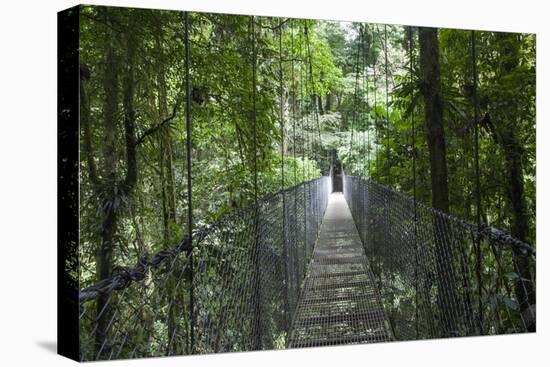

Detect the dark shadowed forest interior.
[{"left": 71, "top": 4, "right": 535, "bottom": 360}]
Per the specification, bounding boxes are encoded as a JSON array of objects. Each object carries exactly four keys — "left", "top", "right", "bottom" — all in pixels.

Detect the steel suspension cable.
[
  {"left": 361, "top": 24, "right": 366, "bottom": 177},
  {"left": 365, "top": 23, "right": 371, "bottom": 175},
  {"left": 373, "top": 25, "right": 379, "bottom": 180},
  {"left": 304, "top": 22, "right": 323, "bottom": 176},
  {"left": 471, "top": 30, "right": 484, "bottom": 335},
  {"left": 251, "top": 18, "right": 258, "bottom": 202},
  {"left": 291, "top": 20, "right": 297, "bottom": 185},
  {"left": 250, "top": 15, "right": 262, "bottom": 349},
  {"left": 278, "top": 18, "right": 291, "bottom": 334},
  {"left": 304, "top": 24, "right": 319, "bottom": 172},
  {"left": 384, "top": 24, "right": 391, "bottom": 185},
  {"left": 303, "top": 22, "right": 320, "bottom": 253},
  {"left": 407, "top": 25, "right": 419, "bottom": 338},
  {"left": 304, "top": 20, "right": 319, "bottom": 175},
  {"left": 289, "top": 20, "right": 300, "bottom": 335},
  {"left": 299, "top": 25, "right": 307, "bottom": 179},
  {"left": 381, "top": 24, "right": 394, "bottom": 335},
  {"left": 183, "top": 11, "right": 194, "bottom": 353},
  {"left": 362, "top": 25, "right": 369, "bottom": 177},
  {"left": 279, "top": 19, "right": 285, "bottom": 190},
  {"left": 351, "top": 24, "right": 361, "bottom": 175},
  {"left": 298, "top": 21, "right": 309, "bottom": 280}
]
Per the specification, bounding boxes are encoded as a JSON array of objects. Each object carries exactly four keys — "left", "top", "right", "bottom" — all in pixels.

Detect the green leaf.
[
  {"left": 502, "top": 296, "right": 520, "bottom": 311},
  {"left": 504, "top": 272, "right": 519, "bottom": 280}
]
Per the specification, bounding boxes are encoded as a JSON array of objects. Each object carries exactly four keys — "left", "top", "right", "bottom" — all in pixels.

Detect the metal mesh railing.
[
  {"left": 343, "top": 175, "right": 536, "bottom": 340},
  {"left": 79, "top": 176, "right": 332, "bottom": 361},
  {"left": 78, "top": 173, "right": 535, "bottom": 360}
]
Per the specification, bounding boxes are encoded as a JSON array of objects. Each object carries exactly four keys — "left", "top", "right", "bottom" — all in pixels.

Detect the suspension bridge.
[
  {"left": 79, "top": 173, "right": 536, "bottom": 360},
  {"left": 77, "top": 15, "right": 536, "bottom": 361}
]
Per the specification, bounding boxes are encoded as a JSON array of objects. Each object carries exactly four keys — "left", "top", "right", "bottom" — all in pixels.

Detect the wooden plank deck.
[{"left": 289, "top": 193, "right": 393, "bottom": 348}]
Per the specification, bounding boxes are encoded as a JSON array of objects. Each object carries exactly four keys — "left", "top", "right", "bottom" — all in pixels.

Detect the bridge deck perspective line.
[{"left": 289, "top": 192, "right": 393, "bottom": 348}]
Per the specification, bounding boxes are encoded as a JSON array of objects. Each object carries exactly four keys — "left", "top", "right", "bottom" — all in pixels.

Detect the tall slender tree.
[
  {"left": 418, "top": 27, "right": 459, "bottom": 336},
  {"left": 480, "top": 33, "right": 535, "bottom": 328}
]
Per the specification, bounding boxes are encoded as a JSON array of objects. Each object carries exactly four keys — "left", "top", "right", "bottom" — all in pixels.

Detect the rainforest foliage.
[{"left": 78, "top": 6, "right": 535, "bottom": 290}]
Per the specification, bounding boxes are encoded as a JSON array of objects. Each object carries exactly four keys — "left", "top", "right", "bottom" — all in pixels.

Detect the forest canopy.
[{"left": 78, "top": 6, "right": 536, "bottom": 289}]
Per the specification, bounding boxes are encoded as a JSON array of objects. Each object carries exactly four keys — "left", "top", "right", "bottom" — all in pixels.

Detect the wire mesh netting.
[
  {"left": 343, "top": 175, "right": 536, "bottom": 340},
  {"left": 79, "top": 177, "right": 332, "bottom": 361},
  {"left": 78, "top": 174, "right": 536, "bottom": 361}
]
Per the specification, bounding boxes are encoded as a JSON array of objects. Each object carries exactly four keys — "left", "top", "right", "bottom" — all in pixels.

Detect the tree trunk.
[
  {"left": 501, "top": 134, "right": 535, "bottom": 309},
  {"left": 484, "top": 114, "right": 535, "bottom": 329},
  {"left": 419, "top": 27, "right": 459, "bottom": 337},
  {"left": 419, "top": 28, "right": 449, "bottom": 213},
  {"left": 95, "top": 10, "right": 119, "bottom": 353},
  {"left": 154, "top": 26, "right": 183, "bottom": 354},
  {"left": 155, "top": 30, "right": 177, "bottom": 243},
  {"left": 317, "top": 95, "right": 324, "bottom": 114},
  {"left": 94, "top": 10, "right": 139, "bottom": 354},
  {"left": 485, "top": 33, "right": 535, "bottom": 328},
  {"left": 80, "top": 64, "right": 97, "bottom": 187},
  {"left": 325, "top": 93, "right": 332, "bottom": 113},
  {"left": 122, "top": 24, "right": 138, "bottom": 193}
]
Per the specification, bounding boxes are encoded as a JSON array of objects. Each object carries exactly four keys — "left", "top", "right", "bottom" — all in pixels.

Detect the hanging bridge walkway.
[
  {"left": 289, "top": 193, "right": 392, "bottom": 347},
  {"left": 79, "top": 175, "right": 536, "bottom": 361}
]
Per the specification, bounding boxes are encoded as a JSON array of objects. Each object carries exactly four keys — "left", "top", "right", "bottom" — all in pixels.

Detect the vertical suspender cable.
[
  {"left": 384, "top": 24, "right": 391, "bottom": 185},
  {"left": 351, "top": 25, "right": 361, "bottom": 175},
  {"left": 383, "top": 24, "right": 394, "bottom": 334},
  {"left": 305, "top": 23, "right": 323, "bottom": 176},
  {"left": 279, "top": 21, "right": 285, "bottom": 191},
  {"left": 250, "top": 15, "right": 263, "bottom": 349},
  {"left": 303, "top": 20, "right": 312, "bottom": 259},
  {"left": 305, "top": 25, "right": 312, "bottom": 179},
  {"left": 183, "top": 11, "right": 195, "bottom": 353},
  {"left": 408, "top": 25, "right": 419, "bottom": 339},
  {"left": 278, "top": 17, "right": 291, "bottom": 334},
  {"left": 359, "top": 23, "right": 366, "bottom": 177},
  {"left": 304, "top": 24, "right": 312, "bottom": 179},
  {"left": 251, "top": 20, "right": 258, "bottom": 202},
  {"left": 302, "top": 24, "right": 309, "bottom": 179},
  {"left": 291, "top": 20, "right": 297, "bottom": 186},
  {"left": 290, "top": 19, "right": 299, "bottom": 321},
  {"left": 471, "top": 30, "right": 484, "bottom": 335},
  {"left": 280, "top": 19, "right": 285, "bottom": 192},
  {"left": 303, "top": 23, "right": 312, "bottom": 178},
  {"left": 299, "top": 26, "right": 307, "bottom": 180},
  {"left": 365, "top": 23, "right": 371, "bottom": 176},
  {"left": 373, "top": 26, "right": 379, "bottom": 180},
  {"left": 298, "top": 21, "right": 308, "bottom": 272},
  {"left": 362, "top": 25, "right": 367, "bottom": 178},
  {"left": 304, "top": 23, "right": 320, "bottom": 236},
  {"left": 359, "top": 23, "right": 367, "bottom": 247}
]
